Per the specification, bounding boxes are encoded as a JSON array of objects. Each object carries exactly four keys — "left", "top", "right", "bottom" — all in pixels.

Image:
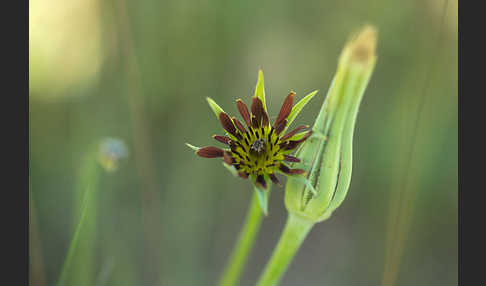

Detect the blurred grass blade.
[
  {"left": 56, "top": 185, "right": 97, "bottom": 286},
  {"left": 30, "top": 184, "right": 47, "bottom": 286},
  {"left": 56, "top": 149, "right": 101, "bottom": 286}
]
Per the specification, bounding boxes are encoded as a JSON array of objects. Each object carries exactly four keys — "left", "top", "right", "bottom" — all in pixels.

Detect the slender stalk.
[
  {"left": 56, "top": 184, "right": 97, "bottom": 286},
  {"left": 381, "top": 1, "right": 450, "bottom": 285},
  {"left": 116, "top": 1, "right": 163, "bottom": 280},
  {"left": 56, "top": 151, "right": 101, "bottom": 286},
  {"left": 255, "top": 213, "right": 314, "bottom": 286},
  {"left": 218, "top": 191, "right": 265, "bottom": 286}
]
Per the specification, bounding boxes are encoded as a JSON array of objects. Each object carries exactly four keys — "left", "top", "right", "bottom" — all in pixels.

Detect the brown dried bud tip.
[{"left": 341, "top": 25, "right": 377, "bottom": 68}]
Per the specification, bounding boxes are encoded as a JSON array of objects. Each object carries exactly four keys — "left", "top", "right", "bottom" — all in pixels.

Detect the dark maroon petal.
[
  {"left": 279, "top": 164, "right": 291, "bottom": 174},
  {"left": 283, "top": 131, "right": 312, "bottom": 150},
  {"left": 238, "top": 172, "right": 249, "bottom": 179},
  {"left": 256, "top": 175, "right": 267, "bottom": 189},
  {"left": 223, "top": 151, "right": 234, "bottom": 164},
  {"left": 280, "top": 125, "right": 309, "bottom": 141},
  {"left": 262, "top": 110, "right": 269, "bottom": 127},
  {"left": 274, "top": 92, "right": 295, "bottom": 127},
  {"left": 279, "top": 164, "right": 305, "bottom": 175},
  {"left": 232, "top": 117, "right": 247, "bottom": 134},
  {"left": 294, "top": 130, "right": 312, "bottom": 143},
  {"left": 289, "top": 168, "right": 306, "bottom": 175},
  {"left": 251, "top": 115, "right": 259, "bottom": 128},
  {"left": 236, "top": 99, "right": 252, "bottom": 127},
  {"left": 196, "top": 146, "right": 224, "bottom": 158},
  {"left": 269, "top": 173, "right": 281, "bottom": 186},
  {"left": 219, "top": 112, "right": 238, "bottom": 137},
  {"left": 283, "top": 155, "right": 301, "bottom": 163},
  {"left": 285, "top": 141, "right": 300, "bottom": 150},
  {"left": 213, "top": 135, "right": 231, "bottom": 145},
  {"left": 274, "top": 119, "right": 287, "bottom": 135},
  {"left": 251, "top": 97, "right": 264, "bottom": 126}
]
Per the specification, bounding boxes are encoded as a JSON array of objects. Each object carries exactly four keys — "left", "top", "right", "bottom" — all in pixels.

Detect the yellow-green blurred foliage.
[{"left": 29, "top": 0, "right": 457, "bottom": 285}]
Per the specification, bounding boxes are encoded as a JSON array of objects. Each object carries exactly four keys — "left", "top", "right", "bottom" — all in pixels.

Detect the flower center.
[{"left": 250, "top": 138, "right": 266, "bottom": 154}]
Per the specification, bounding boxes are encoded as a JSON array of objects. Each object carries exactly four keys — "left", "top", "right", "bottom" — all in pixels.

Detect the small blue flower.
[{"left": 98, "top": 138, "right": 128, "bottom": 172}]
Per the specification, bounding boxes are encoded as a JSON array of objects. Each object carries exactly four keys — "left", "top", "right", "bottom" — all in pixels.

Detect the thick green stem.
[
  {"left": 255, "top": 213, "right": 315, "bottom": 286},
  {"left": 218, "top": 191, "right": 265, "bottom": 286}
]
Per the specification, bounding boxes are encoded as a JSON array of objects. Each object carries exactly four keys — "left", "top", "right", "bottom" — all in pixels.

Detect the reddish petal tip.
[
  {"left": 213, "top": 135, "right": 231, "bottom": 145},
  {"left": 236, "top": 99, "right": 252, "bottom": 127},
  {"left": 283, "top": 155, "right": 301, "bottom": 163},
  {"left": 289, "top": 168, "right": 306, "bottom": 175},
  {"left": 274, "top": 92, "right": 295, "bottom": 127},
  {"left": 219, "top": 112, "right": 238, "bottom": 137},
  {"left": 196, "top": 146, "right": 224, "bottom": 158}
]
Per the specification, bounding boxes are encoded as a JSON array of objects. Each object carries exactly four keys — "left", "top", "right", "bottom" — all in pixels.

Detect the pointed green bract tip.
[
  {"left": 254, "top": 69, "right": 267, "bottom": 111},
  {"left": 185, "top": 143, "right": 200, "bottom": 152},
  {"left": 206, "top": 97, "right": 225, "bottom": 118}
]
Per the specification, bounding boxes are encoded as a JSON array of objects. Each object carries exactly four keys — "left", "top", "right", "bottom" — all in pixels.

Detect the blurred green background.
[{"left": 29, "top": 0, "right": 457, "bottom": 285}]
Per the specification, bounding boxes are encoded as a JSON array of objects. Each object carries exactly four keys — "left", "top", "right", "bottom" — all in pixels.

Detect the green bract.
[{"left": 285, "top": 26, "right": 378, "bottom": 223}]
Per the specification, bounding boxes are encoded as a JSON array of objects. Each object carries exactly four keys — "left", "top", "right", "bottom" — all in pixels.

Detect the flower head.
[{"left": 187, "top": 71, "right": 318, "bottom": 194}]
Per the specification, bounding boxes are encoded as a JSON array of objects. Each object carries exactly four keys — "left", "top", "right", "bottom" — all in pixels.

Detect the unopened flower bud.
[{"left": 285, "top": 25, "right": 378, "bottom": 223}]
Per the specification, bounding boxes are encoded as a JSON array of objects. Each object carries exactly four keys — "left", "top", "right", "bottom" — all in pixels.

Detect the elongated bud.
[{"left": 284, "top": 25, "right": 378, "bottom": 223}]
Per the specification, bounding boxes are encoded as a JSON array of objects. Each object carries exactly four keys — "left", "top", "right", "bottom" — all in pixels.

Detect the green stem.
[
  {"left": 218, "top": 191, "right": 265, "bottom": 286},
  {"left": 255, "top": 213, "right": 315, "bottom": 286},
  {"left": 56, "top": 183, "right": 96, "bottom": 286},
  {"left": 56, "top": 151, "right": 101, "bottom": 286}
]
